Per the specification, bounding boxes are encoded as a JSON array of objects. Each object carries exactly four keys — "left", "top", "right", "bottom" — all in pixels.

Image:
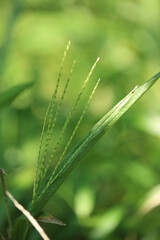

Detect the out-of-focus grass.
[{"left": 0, "top": 0, "right": 160, "bottom": 239}]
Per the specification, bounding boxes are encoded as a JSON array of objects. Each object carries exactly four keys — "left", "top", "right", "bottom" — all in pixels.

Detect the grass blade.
[{"left": 30, "top": 72, "right": 160, "bottom": 217}]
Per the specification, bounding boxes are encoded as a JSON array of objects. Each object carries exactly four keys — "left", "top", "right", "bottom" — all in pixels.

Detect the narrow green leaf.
[
  {"left": 11, "top": 217, "right": 30, "bottom": 240},
  {"left": 0, "top": 81, "right": 34, "bottom": 109},
  {"left": 38, "top": 215, "right": 66, "bottom": 226},
  {"left": 30, "top": 72, "right": 160, "bottom": 217}
]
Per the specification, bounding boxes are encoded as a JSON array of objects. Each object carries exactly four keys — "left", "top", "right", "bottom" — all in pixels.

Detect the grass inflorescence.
[
  {"left": 2, "top": 42, "right": 159, "bottom": 239},
  {"left": 29, "top": 43, "right": 160, "bottom": 219},
  {"left": 31, "top": 42, "right": 100, "bottom": 212}
]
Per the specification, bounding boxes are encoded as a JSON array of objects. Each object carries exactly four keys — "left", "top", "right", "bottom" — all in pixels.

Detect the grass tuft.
[{"left": 30, "top": 43, "right": 160, "bottom": 218}]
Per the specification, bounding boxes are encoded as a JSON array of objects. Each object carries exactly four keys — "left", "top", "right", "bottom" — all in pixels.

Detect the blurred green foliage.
[{"left": 0, "top": 0, "right": 160, "bottom": 239}]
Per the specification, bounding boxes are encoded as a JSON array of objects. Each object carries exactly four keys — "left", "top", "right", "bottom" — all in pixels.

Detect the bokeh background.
[{"left": 0, "top": 0, "right": 160, "bottom": 239}]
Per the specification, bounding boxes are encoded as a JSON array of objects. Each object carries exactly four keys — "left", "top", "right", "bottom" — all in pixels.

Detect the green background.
[{"left": 0, "top": 0, "right": 160, "bottom": 239}]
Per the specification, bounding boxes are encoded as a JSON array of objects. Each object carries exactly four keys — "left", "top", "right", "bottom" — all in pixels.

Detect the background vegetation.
[{"left": 0, "top": 0, "right": 160, "bottom": 239}]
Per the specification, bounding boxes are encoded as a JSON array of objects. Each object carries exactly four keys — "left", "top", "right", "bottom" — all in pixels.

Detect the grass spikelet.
[
  {"left": 36, "top": 78, "right": 100, "bottom": 202},
  {"left": 32, "top": 41, "right": 71, "bottom": 204},
  {"left": 40, "top": 60, "right": 76, "bottom": 182},
  {"left": 50, "top": 78, "right": 101, "bottom": 183},
  {"left": 40, "top": 57, "right": 100, "bottom": 181}
]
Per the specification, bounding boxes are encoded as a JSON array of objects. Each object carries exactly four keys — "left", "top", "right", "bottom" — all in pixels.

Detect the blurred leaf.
[
  {"left": 0, "top": 81, "right": 34, "bottom": 110},
  {"left": 74, "top": 186, "right": 95, "bottom": 217},
  {"left": 138, "top": 185, "right": 160, "bottom": 216},
  {"left": 11, "top": 217, "right": 30, "bottom": 240},
  {"left": 0, "top": 168, "right": 7, "bottom": 175},
  {"left": 90, "top": 206, "right": 125, "bottom": 239},
  {"left": 134, "top": 114, "right": 160, "bottom": 137},
  {"left": 38, "top": 214, "right": 66, "bottom": 226}
]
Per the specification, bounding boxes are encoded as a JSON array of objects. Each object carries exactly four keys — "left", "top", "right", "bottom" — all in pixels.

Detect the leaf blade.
[{"left": 31, "top": 72, "right": 160, "bottom": 217}]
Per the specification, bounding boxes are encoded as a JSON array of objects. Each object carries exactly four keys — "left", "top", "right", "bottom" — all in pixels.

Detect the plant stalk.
[{"left": 0, "top": 168, "right": 12, "bottom": 237}]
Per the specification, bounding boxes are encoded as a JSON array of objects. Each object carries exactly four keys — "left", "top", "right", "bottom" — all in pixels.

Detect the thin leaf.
[
  {"left": 30, "top": 72, "right": 160, "bottom": 217},
  {"left": 38, "top": 215, "right": 66, "bottom": 226}
]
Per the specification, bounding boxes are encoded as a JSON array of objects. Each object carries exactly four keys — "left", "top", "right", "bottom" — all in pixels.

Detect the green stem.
[{"left": 0, "top": 168, "right": 12, "bottom": 237}]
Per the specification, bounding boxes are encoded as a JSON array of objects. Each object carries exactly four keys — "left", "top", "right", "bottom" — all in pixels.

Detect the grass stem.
[{"left": 0, "top": 168, "right": 12, "bottom": 237}]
